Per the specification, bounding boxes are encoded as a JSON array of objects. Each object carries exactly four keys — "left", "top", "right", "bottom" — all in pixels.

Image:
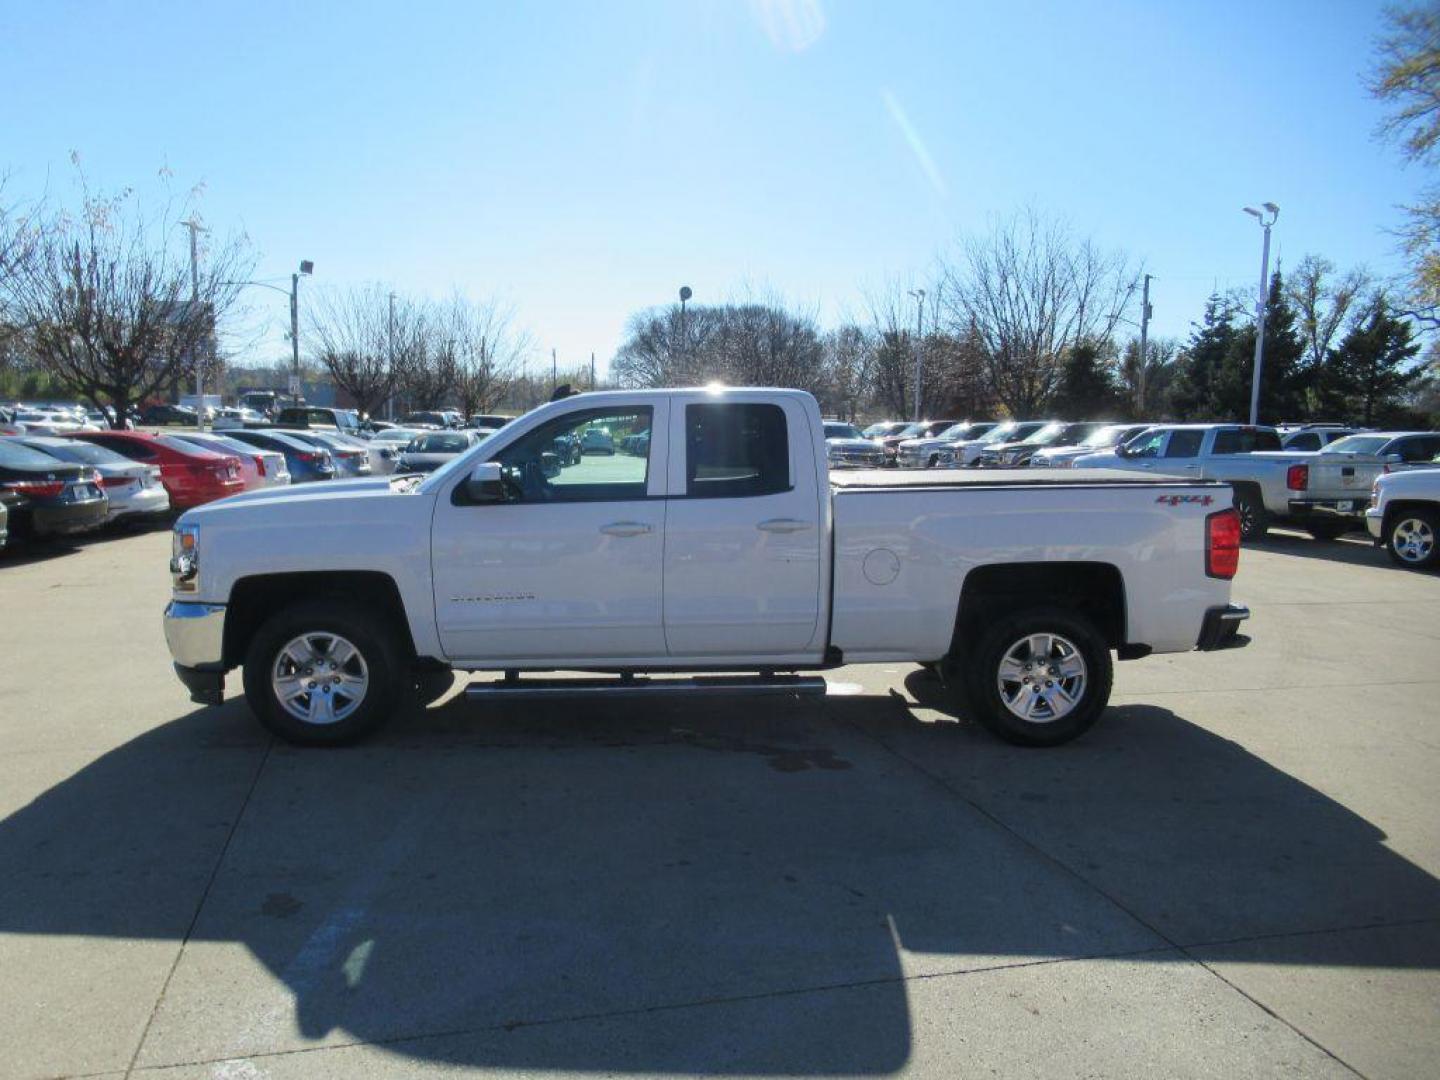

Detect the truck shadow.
[
  {"left": 1249, "top": 528, "right": 1391, "bottom": 569},
  {"left": 2, "top": 682, "right": 1438, "bottom": 1073}
]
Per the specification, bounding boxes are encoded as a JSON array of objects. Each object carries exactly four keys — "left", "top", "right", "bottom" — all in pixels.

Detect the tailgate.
[{"left": 1305, "top": 456, "right": 1383, "bottom": 498}]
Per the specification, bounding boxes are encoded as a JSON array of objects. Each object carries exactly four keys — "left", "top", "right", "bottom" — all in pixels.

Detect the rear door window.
[
  {"left": 1165, "top": 430, "right": 1204, "bottom": 458},
  {"left": 685, "top": 403, "right": 790, "bottom": 498}
]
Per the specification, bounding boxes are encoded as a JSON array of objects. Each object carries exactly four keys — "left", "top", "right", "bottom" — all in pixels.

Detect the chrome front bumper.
[{"left": 163, "top": 601, "right": 226, "bottom": 668}]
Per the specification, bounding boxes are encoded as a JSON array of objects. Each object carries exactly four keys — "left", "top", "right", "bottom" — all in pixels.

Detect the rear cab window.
[
  {"left": 684, "top": 403, "right": 790, "bottom": 498},
  {"left": 1213, "top": 428, "right": 1281, "bottom": 454}
]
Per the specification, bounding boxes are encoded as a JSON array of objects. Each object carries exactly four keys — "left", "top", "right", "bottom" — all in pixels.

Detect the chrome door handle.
[
  {"left": 757, "top": 518, "right": 813, "bottom": 533},
  {"left": 600, "top": 521, "right": 652, "bottom": 537}
]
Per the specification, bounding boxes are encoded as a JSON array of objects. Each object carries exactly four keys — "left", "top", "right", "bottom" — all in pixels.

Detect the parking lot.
[{"left": 2, "top": 526, "right": 1438, "bottom": 1079}]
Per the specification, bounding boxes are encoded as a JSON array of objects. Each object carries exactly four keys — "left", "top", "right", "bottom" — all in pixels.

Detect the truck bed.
[{"left": 829, "top": 467, "right": 1222, "bottom": 490}]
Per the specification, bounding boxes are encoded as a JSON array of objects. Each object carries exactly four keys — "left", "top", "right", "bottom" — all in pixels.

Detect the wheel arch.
[
  {"left": 224, "top": 571, "right": 417, "bottom": 669},
  {"left": 950, "top": 561, "right": 1127, "bottom": 657}
]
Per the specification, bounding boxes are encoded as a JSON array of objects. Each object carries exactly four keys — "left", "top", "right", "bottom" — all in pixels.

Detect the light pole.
[
  {"left": 387, "top": 291, "right": 396, "bottom": 418},
  {"left": 679, "top": 285, "right": 692, "bottom": 377},
  {"left": 289, "top": 260, "right": 314, "bottom": 405},
  {"left": 1242, "top": 203, "right": 1278, "bottom": 425},
  {"left": 907, "top": 288, "right": 925, "bottom": 421},
  {"left": 180, "top": 220, "right": 207, "bottom": 427}
]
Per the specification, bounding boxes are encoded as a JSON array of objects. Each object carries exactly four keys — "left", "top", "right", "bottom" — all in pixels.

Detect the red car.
[{"left": 67, "top": 431, "right": 245, "bottom": 510}]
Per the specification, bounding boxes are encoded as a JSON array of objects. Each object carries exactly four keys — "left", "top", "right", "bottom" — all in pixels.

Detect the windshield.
[
  {"left": 156, "top": 435, "right": 222, "bottom": 458},
  {"left": 824, "top": 423, "right": 863, "bottom": 439},
  {"left": 898, "top": 422, "right": 928, "bottom": 436},
  {"left": 0, "top": 440, "right": 68, "bottom": 467},
  {"left": 410, "top": 433, "right": 471, "bottom": 453},
  {"left": 977, "top": 423, "right": 1018, "bottom": 444},
  {"left": 1324, "top": 435, "right": 1391, "bottom": 455},
  {"left": 937, "top": 422, "right": 972, "bottom": 439},
  {"left": 1082, "top": 425, "right": 1130, "bottom": 448},
  {"left": 1021, "top": 422, "right": 1066, "bottom": 445},
  {"left": 27, "top": 440, "right": 126, "bottom": 465}
]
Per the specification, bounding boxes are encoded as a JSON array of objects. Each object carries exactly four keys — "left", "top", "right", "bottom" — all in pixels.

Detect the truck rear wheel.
[
  {"left": 1386, "top": 508, "right": 1439, "bottom": 570},
  {"left": 959, "top": 608, "right": 1113, "bottom": 747},
  {"left": 1233, "top": 487, "right": 1268, "bottom": 541},
  {"left": 1305, "top": 521, "right": 1348, "bottom": 541},
  {"left": 242, "top": 600, "right": 405, "bottom": 745}
]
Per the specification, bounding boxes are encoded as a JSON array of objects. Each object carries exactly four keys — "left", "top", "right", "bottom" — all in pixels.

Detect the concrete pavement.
[{"left": 0, "top": 525, "right": 1436, "bottom": 1079}]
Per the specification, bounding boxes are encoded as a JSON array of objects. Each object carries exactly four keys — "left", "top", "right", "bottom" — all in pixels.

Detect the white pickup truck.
[
  {"left": 163, "top": 388, "right": 1249, "bottom": 748},
  {"left": 1367, "top": 466, "right": 1440, "bottom": 570}
]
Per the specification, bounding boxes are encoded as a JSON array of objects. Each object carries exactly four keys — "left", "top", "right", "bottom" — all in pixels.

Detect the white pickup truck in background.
[
  {"left": 1367, "top": 466, "right": 1440, "bottom": 570},
  {"left": 163, "top": 388, "right": 1250, "bottom": 748}
]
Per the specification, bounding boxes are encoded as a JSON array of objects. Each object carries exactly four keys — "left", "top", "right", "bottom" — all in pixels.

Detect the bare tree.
[
  {"left": 1287, "top": 255, "right": 1371, "bottom": 376},
  {"left": 862, "top": 280, "right": 919, "bottom": 418},
  {"left": 1118, "top": 336, "right": 1179, "bottom": 419},
  {"left": 820, "top": 325, "right": 874, "bottom": 420},
  {"left": 431, "top": 293, "right": 529, "bottom": 419},
  {"left": 940, "top": 209, "right": 1140, "bottom": 416},
  {"left": 5, "top": 170, "right": 253, "bottom": 426},
  {"left": 306, "top": 285, "right": 408, "bottom": 418}
]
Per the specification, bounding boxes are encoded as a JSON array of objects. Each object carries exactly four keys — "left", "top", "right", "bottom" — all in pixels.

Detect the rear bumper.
[
  {"left": 1288, "top": 498, "right": 1366, "bottom": 521},
  {"left": 109, "top": 486, "right": 171, "bottom": 521},
  {"left": 32, "top": 498, "right": 108, "bottom": 536},
  {"left": 1196, "top": 603, "right": 1251, "bottom": 651}
]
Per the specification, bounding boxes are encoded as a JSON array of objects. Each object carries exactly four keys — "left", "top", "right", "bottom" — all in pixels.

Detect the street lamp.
[
  {"left": 290, "top": 260, "right": 314, "bottom": 404},
  {"left": 1242, "top": 203, "right": 1278, "bottom": 425},
  {"left": 678, "top": 286, "right": 692, "bottom": 376},
  {"left": 907, "top": 288, "right": 925, "bottom": 421}
]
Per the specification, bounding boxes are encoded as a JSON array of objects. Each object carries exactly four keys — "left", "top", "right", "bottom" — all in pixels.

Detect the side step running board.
[{"left": 464, "top": 674, "right": 828, "bottom": 702}]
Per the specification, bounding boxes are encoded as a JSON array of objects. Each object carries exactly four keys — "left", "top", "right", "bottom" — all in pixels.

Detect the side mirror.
[
  {"left": 1384, "top": 452, "right": 1404, "bottom": 465},
  {"left": 464, "top": 461, "right": 507, "bottom": 503}
]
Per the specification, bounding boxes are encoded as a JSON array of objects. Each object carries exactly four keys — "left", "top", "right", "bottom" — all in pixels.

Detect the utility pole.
[
  {"left": 1243, "top": 204, "right": 1279, "bottom": 425},
  {"left": 590, "top": 351, "right": 596, "bottom": 390},
  {"left": 1137, "top": 273, "right": 1153, "bottom": 387},
  {"left": 907, "top": 288, "right": 926, "bottom": 421},
  {"left": 552, "top": 347, "right": 558, "bottom": 391},
  {"left": 181, "top": 220, "right": 207, "bottom": 428}
]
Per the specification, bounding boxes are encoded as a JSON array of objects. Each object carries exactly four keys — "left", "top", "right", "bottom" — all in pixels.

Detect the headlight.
[{"left": 170, "top": 521, "right": 200, "bottom": 592}]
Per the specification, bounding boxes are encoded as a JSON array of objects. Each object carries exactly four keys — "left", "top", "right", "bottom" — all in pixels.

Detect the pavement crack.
[{"left": 121, "top": 735, "right": 276, "bottom": 1080}]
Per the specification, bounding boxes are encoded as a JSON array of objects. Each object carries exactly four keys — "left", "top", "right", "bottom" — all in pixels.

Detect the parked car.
[
  {"left": 892, "top": 421, "right": 998, "bottom": 469},
  {"left": 400, "top": 411, "right": 454, "bottom": 430},
  {"left": 165, "top": 432, "right": 292, "bottom": 490},
  {"left": 396, "top": 430, "right": 482, "bottom": 473},
  {"left": 1278, "top": 424, "right": 1358, "bottom": 451},
  {"left": 281, "top": 430, "right": 372, "bottom": 477},
  {"left": 1072, "top": 423, "right": 1309, "bottom": 540},
  {"left": 13, "top": 436, "right": 170, "bottom": 523},
  {"left": 1367, "top": 466, "right": 1440, "bottom": 570},
  {"left": 823, "top": 421, "right": 885, "bottom": 469},
  {"left": 66, "top": 431, "right": 245, "bottom": 510},
  {"left": 1281, "top": 431, "right": 1440, "bottom": 538},
  {"left": 580, "top": 427, "right": 615, "bottom": 455},
  {"left": 210, "top": 407, "right": 267, "bottom": 430},
  {"left": 467, "top": 414, "right": 512, "bottom": 430},
  {"left": 1029, "top": 423, "right": 1154, "bottom": 467},
  {"left": 975, "top": 422, "right": 1104, "bottom": 468},
  {"left": 886, "top": 420, "right": 962, "bottom": 467},
  {"left": 862, "top": 420, "right": 909, "bottom": 440},
  {"left": 273, "top": 405, "right": 367, "bottom": 437},
  {"left": 160, "top": 387, "right": 1250, "bottom": 748},
  {"left": 223, "top": 429, "right": 338, "bottom": 483},
  {"left": 947, "top": 421, "right": 1046, "bottom": 468},
  {"left": 0, "top": 490, "right": 10, "bottom": 550},
  {"left": 141, "top": 404, "right": 199, "bottom": 426},
  {"left": 0, "top": 439, "right": 109, "bottom": 539}
]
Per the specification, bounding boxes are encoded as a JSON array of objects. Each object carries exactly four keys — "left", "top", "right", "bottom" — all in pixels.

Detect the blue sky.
[{"left": 1, "top": 0, "right": 1422, "bottom": 375}]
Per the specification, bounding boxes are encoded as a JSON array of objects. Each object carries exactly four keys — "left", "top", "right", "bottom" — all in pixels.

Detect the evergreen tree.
[
  {"left": 1172, "top": 294, "right": 1236, "bottom": 419},
  {"left": 1320, "top": 296, "right": 1421, "bottom": 424},
  {"left": 1212, "top": 272, "right": 1306, "bottom": 422},
  {"left": 1050, "top": 340, "right": 1118, "bottom": 419}
]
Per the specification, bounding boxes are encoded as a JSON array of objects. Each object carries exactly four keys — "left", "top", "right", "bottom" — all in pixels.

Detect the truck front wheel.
[
  {"left": 958, "top": 608, "right": 1113, "bottom": 747},
  {"left": 1386, "top": 508, "right": 1439, "bottom": 570},
  {"left": 242, "top": 600, "right": 405, "bottom": 745}
]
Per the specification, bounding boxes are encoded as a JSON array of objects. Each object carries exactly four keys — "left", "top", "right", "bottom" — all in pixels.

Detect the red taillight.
[
  {"left": 296, "top": 451, "right": 319, "bottom": 462},
  {"left": 1206, "top": 508, "right": 1241, "bottom": 579},
  {"left": 1286, "top": 464, "right": 1308, "bottom": 491},
  {"left": 98, "top": 475, "right": 134, "bottom": 488},
  {"left": 4, "top": 479, "right": 66, "bottom": 498},
  {"left": 253, "top": 454, "right": 266, "bottom": 477}
]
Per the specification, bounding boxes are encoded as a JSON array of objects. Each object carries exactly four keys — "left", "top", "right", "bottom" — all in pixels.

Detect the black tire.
[
  {"left": 1305, "top": 521, "right": 1348, "bottom": 541},
  {"left": 1233, "top": 486, "right": 1269, "bottom": 541},
  {"left": 958, "top": 607, "right": 1113, "bottom": 747},
  {"left": 242, "top": 599, "right": 405, "bottom": 746},
  {"left": 1385, "top": 507, "right": 1440, "bottom": 570},
  {"left": 927, "top": 454, "right": 940, "bottom": 469}
]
